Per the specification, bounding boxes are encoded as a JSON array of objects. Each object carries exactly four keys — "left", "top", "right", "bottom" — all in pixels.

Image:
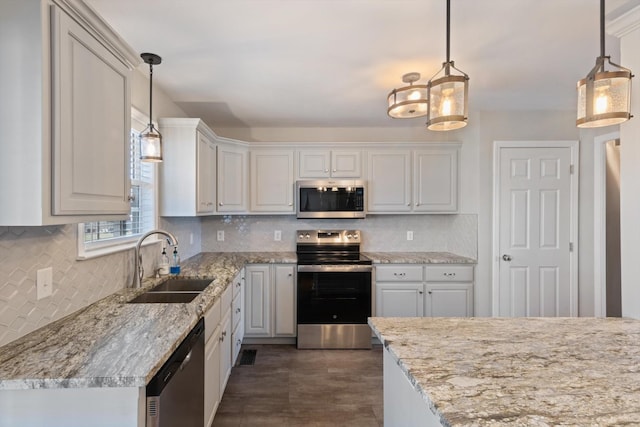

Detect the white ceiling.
[{"left": 85, "top": 0, "right": 640, "bottom": 128}]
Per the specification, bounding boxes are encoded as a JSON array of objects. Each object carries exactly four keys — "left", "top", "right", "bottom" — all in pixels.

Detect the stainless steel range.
[{"left": 296, "top": 229, "right": 372, "bottom": 349}]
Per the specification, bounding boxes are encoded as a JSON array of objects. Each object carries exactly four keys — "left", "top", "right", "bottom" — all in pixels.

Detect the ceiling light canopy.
[
  {"left": 576, "top": 0, "right": 633, "bottom": 128},
  {"left": 140, "top": 52, "right": 163, "bottom": 162},
  {"left": 387, "top": 72, "right": 428, "bottom": 119},
  {"left": 427, "top": 0, "right": 469, "bottom": 131}
]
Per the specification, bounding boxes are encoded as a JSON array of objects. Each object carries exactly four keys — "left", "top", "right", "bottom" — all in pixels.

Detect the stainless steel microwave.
[{"left": 296, "top": 180, "right": 366, "bottom": 219}]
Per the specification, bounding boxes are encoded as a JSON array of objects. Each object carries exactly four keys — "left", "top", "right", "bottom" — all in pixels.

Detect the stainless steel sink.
[
  {"left": 149, "top": 278, "right": 213, "bottom": 293},
  {"left": 128, "top": 292, "right": 201, "bottom": 304},
  {"left": 127, "top": 278, "right": 213, "bottom": 303}
]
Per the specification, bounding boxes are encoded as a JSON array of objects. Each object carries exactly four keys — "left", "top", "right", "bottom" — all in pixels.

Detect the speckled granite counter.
[
  {"left": 369, "top": 317, "right": 640, "bottom": 426},
  {"left": 364, "top": 252, "right": 476, "bottom": 264},
  {"left": 0, "top": 252, "right": 295, "bottom": 390}
]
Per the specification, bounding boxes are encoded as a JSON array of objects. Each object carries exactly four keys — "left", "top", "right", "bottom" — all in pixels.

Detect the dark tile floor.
[{"left": 212, "top": 344, "right": 384, "bottom": 427}]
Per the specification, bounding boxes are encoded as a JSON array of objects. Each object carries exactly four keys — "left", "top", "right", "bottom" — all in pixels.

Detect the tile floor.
[{"left": 212, "top": 344, "right": 384, "bottom": 427}]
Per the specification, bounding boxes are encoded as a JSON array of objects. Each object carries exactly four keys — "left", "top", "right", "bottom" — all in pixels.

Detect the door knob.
[{"left": 502, "top": 254, "right": 512, "bottom": 261}]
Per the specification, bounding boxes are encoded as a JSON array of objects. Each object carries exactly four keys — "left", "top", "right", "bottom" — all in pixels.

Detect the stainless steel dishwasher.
[{"left": 146, "top": 319, "right": 204, "bottom": 427}]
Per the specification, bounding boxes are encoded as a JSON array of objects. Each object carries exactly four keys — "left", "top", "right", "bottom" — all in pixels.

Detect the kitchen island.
[{"left": 369, "top": 317, "right": 640, "bottom": 426}]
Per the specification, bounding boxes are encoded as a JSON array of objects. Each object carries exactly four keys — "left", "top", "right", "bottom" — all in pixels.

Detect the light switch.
[
  {"left": 407, "top": 231, "right": 414, "bottom": 241},
  {"left": 274, "top": 230, "right": 282, "bottom": 241}
]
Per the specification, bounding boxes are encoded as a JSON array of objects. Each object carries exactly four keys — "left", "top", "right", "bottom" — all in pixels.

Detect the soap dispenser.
[
  {"left": 158, "top": 247, "right": 170, "bottom": 276},
  {"left": 170, "top": 247, "right": 181, "bottom": 275}
]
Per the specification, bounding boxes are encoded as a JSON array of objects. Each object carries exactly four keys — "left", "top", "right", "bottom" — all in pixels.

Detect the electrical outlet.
[
  {"left": 36, "top": 267, "right": 53, "bottom": 300},
  {"left": 407, "top": 231, "right": 414, "bottom": 241},
  {"left": 274, "top": 230, "right": 282, "bottom": 241},
  {"left": 217, "top": 230, "right": 224, "bottom": 241},
  {"left": 189, "top": 232, "right": 194, "bottom": 245}
]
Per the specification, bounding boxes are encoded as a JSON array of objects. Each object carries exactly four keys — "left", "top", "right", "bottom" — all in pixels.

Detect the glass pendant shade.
[
  {"left": 140, "top": 52, "right": 163, "bottom": 162},
  {"left": 576, "top": 0, "right": 633, "bottom": 128},
  {"left": 140, "top": 124, "right": 163, "bottom": 162},
  {"left": 387, "top": 73, "right": 428, "bottom": 118},
  {"left": 577, "top": 65, "right": 632, "bottom": 128},
  {"left": 427, "top": 65, "right": 469, "bottom": 131}
]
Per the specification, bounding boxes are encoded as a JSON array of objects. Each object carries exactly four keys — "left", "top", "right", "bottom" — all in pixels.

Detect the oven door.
[{"left": 297, "top": 265, "right": 372, "bottom": 324}]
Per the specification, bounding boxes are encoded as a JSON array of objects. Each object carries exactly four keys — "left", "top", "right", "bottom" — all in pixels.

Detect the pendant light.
[
  {"left": 427, "top": 0, "right": 469, "bottom": 131},
  {"left": 140, "top": 53, "right": 163, "bottom": 162},
  {"left": 387, "top": 72, "right": 429, "bottom": 118},
  {"left": 576, "top": 0, "right": 633, "bottom": 128}
]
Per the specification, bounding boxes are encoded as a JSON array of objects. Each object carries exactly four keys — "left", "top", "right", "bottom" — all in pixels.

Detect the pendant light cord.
[
  {"left": 446, "top": 0, "right": 451, "bottom": 63},
  {"left": 599, "top": 0, "right": 605, "bottom": 59},
  {"left": 149, "top": 63, "right": 154, "bottom": 130}
]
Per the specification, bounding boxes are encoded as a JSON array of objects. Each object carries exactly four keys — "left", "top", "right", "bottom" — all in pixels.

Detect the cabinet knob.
[
  {"left": 419, "top": 291, "right": 423, "bottom": 294},
  {"left": 219, "top": 202, "right": 224, "bottom": 206},
  {"left": 416, "top": 203, "right": 420, "bottom": 206},
  {"left": 407, "top": 203, "right": 411, "bottom": 206},
  {"left": 288, "top": 273, "right": 292, "bottom": 276},
  {"left": 236, "top": 308, "right": 241, "bottom": 313},
  {"left": 428, "top": 291, "right": 432, "bottom": 294},
  {"left": 222, "top": 331, "right": 227, "bottom": 337},
  {"left": 289, "top": 203, "right": 293, "bottom": 206},
  {"left": 332, "top": 169, "right": 337, "bottom": 172},
  {"left": 324, "top": 169, "right": 329, "bottom": 173}
]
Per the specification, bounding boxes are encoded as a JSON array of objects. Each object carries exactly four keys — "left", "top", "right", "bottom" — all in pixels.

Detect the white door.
[{"left": 495, "top": 142, "right": 578, "bottom": 317}]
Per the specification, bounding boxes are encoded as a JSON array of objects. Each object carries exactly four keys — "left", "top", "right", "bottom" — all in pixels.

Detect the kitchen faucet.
[{"left": 132, "top": 229, "right": 179, "bottom": 288}]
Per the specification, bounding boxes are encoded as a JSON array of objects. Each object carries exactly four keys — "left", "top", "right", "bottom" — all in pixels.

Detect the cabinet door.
[
  {"left": 244, "top": 265, "right": 271, "bottom": 336},
  {"left": 298, "top": 150, "right": 331, "bottom": 178},
  {"left": 250, "top": 150, "right": 294, "bottom": 212},
  {"left": 414, "top": 147, "right": 459, "bottom": 212},
  {"left": 204, "top": 328, "right": 221, "bottom": 427},
  {"left": 219, "top": 309, "right": 232, "bottom": 395},
  {"left": 52, "top": 7, "right": 130, "bottom": 215},
  {"left": 331, "top": 150, "right": 362, "bottom": 178},
  {"left": 217, "top": 144, "right": 247, "bottom": 212},
  {"left": 375, "top": 283, "right": 424, "bottom": 317},
  {"left": 424, "top": 284, "right": 473, "bottom": 317},
  {"left": 367, "top": 150, "right": 412, "bottom": 212},
  {"left": 274, "top": 265, "right": 296, "bottom": 336},
  {"left": 196, "top": 132, "right": 216, "bottom": 214}
]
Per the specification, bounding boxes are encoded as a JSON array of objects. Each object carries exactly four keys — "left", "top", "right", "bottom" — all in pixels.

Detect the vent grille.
[{"left": 239, "top": 349, "right": 257, "bottom": 365}]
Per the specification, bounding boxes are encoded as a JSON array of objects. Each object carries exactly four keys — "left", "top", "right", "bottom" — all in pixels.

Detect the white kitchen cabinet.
[
  {"left": 424, "top": 265, "right": 474, "bottom": 317},
  {"left": 231, "top": 269, "right": 245, "bottom": 366},
  {"left": 298, "top": 150, "right": 362, "bottom": 178},
  {"left": 367, "top": 150, "right": 412, "bottom": 213},
  {"left": 375, "top": 264, "right": 474, "bottom": 318},
  {"left": 244, "top": 264, "right": 297, "bottom": 339},
  {"left": 375, "top": 265, "right": 425, "bottom": 317},
  {"left": 273, "top": 265, "right": 296, "bottom": 336},
  {"left": 219, "top": 284, "right": 233, "bottom": 397},
  {"left": 0, "top": 0, "right": 138, "bottom": 225},
  {"left": 204, "top": 299, "right": 222, "bottom": 427},
  {"left": 244, "top": 265, "right": 271, "bottom": 336},
  {"left": 217, "top": 143, "right": 249, "bottom": 213},
  {"left": 250, "top": 150, "right": 295, "bottom": 213},
  {"left": 414, "top": 148, "right": 459, "bottom": 212},
  {"left": 366, "top": 144, "right": 460, "bottom": 214},
  {"left": 158, "top": 118, "right": 217, "bottom": 216}
]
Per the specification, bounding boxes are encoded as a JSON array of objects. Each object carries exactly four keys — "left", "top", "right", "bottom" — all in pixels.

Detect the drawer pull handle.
[
  {"left": 393, "top": 272, "right": 406, "bottom": 277},
  {"left": 444, "top": 272, "right": 456, "bottom": 277}
]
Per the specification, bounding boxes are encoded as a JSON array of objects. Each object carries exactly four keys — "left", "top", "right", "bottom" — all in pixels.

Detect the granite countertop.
[
  {"left": 363, "top": 252, "right": 476, "bottom": 264},
  {"left": 0, "top": 252, "right": 295, "bottom": 391},
  {"left": 369, "top": 317, "right": 640, "bottom": 426}
]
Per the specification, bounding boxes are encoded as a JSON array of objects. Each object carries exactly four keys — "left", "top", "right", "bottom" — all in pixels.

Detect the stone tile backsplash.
[{"left": 0, "top": 213, "right": 476, "bottom": 347}]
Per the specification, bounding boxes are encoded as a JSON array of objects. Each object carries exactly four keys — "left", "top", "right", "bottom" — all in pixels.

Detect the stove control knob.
[
  {"left": 346, "top": 233, "right": 353, "bottom": 239},
  {"left": 305, "top": 233, "right": 311, "bottom": 239},
  {"left": 298, "top": 233, "right": 305, "bottom": 239}
]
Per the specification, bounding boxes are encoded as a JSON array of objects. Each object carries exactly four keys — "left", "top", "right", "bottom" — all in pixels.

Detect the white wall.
[{"left": 616, "top": 9, "right": 640, "bottom": 319}]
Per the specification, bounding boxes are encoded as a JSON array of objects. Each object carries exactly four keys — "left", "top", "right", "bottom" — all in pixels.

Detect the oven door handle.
[{"left": 297, "top": 264, "right": 373, "bottom": 273}]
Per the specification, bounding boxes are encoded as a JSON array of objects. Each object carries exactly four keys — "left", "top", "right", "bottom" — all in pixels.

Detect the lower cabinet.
[
  {"left": 204, "top": 268, "right": 244, "bottom": 427},
  {"left": 245, "top": 264, "right": 296, "bottom": 338},
  {"left": 375, "top": 264, "right": 474, "bottom": 317}
]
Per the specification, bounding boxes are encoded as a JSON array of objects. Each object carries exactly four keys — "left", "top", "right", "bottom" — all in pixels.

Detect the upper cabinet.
[
  {"left": 217, "top": 142, "right": 249, "bottom": 213},
  {"left": 367, "top": 144, "right": 460, "bottom": 214},
  {"left": 298, "top": 149, "right": 362, "bottom": 179},
  {"left": 0, "top": 0, "right": 138, "bottom": 226},
  {"left": 159, "top": 118, "right": 217, "bottom": 216},
  {"left": 250, "top": 150, "right": 295, "bottom": 213}
]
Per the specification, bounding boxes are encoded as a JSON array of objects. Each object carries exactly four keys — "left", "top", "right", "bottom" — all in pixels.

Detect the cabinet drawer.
[
  {"left": 425, "top": 265, "right": 473, "bottom": 282},
  {"left": 232, "top": 292, "right": 242, "bottom": 330},
  {"left": 232, "top": 273, "right": 243, "bottom": 298},
  {"left": 221, "top": 284, "right": 233, "bottom": 313},
  {"left": 204, "top": 299, "right": 221, "bottom": 343},
  {"left": 375, "top": 265, "right": 423, "bottom": 282}
]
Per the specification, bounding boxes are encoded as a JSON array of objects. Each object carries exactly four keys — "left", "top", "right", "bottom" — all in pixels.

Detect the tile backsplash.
[
  {"left": 0, "top": 213, "right": 476, "bottom": 347},
  {"left": 201, "top": 214, "right": 477, "bottom": 259}
]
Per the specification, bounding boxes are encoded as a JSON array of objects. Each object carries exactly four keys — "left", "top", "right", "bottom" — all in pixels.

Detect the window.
[{"left": 77, "top": 108, "right": 157, "bottom": 258}]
